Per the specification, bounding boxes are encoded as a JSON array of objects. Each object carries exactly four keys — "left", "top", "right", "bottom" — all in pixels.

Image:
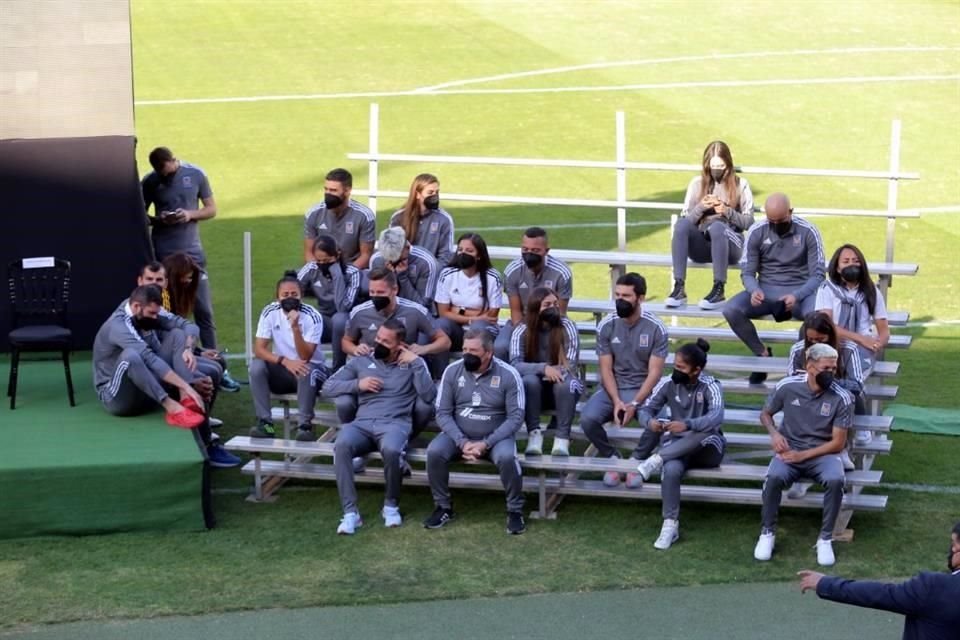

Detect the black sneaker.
[
  {"left": 423, "top": 506, "right": 455, "bottom": 529},
  {"left": 698, "top": 280, "right": 726, "bottom": 310},
  {"left": 507, "top": 511, "right": 526, "bottom": 535},
  {"left": 664, "top": 280, "right": 687, "bottom": 308},
  {"left": 248, "top": 420, "right": 276, "bottom": 438},
  {"left": 749, "top": 347, "right": 773, "bottom": 385},
  {"left": 295, "top": 424, "right": 316, "bottom": 442}
]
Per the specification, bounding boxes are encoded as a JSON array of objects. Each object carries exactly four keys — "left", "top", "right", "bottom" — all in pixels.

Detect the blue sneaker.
[
  {"left": 208, "top": 444, "right": 242, "bottom": 468},
  {"left": 219, "top": 371, "right": 243, "bottom": 393}
]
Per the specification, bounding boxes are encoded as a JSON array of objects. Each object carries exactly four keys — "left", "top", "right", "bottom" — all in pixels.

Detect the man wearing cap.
[
  {"left": 494, "top": 226, "right": 573, "bottom": 360},
  {"left": 369, "top": 227, "right": 439, "bottom": 309},
  {"left": 302, "top": 168, "right": 376, "bottom": 269},
  {"left": 723, "top": 193, "right": 826, "bottom": 384},
  {"left": 754, "top": 342, "right": 854, "bottom": 567}
]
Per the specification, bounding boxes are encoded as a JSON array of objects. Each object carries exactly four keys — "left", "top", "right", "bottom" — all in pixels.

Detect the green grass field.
[{"left": 3, "top": 0, "right": 960, "bottom": 631}]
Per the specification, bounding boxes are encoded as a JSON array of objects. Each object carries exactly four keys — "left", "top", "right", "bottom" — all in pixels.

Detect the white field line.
[
  {"left": 135, "top": 74, "right": 960, "bottom": 106},
  {"left": 415, "top": 46, "right": 960, "bottom": 91}
]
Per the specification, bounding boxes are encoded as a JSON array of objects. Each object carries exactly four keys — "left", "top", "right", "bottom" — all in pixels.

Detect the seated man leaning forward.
[
  {"left": 425, "top": 329, "right": 527, "bottom": 535},
  {"left": 322, "top": 320, "right": 437, "bottom": 535},
  {"left": 754, "top": 343, "right": 854, "bottom": 568},
  {"left": 248, "top": 271, "right": 329, "bottom": 442},
  {"left": 92, "top": 285, "right": 240, "bottom": 467}
]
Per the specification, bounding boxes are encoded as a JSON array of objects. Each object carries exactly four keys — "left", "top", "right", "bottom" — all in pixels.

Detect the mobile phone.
[{"left": 657, "top": 418, "right": 670, "bottom": 425}]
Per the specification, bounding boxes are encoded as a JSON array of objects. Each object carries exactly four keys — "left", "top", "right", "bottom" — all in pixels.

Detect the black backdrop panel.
[{"left": 0, "top": 135, "right": 153, "bottom": 351}]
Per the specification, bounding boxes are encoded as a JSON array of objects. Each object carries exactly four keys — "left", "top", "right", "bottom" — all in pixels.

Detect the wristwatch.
[
  {"left": 458, "top": 307, "right": 466, "bottom": 316},
  {"left": 629, "top": 400, "right": 640, "bottom": 408}
]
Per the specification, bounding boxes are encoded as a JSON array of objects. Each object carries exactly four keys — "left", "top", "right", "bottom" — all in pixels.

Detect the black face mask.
[
  {"left": 615, "top": 299, "right": 634, "bottom": 318},
  {"left": 710, "top": 168, "right": 725, "bottom": 182},
  {"left": 840, "top": 265, "right": 862, "bottom": 283},
  {"left": 455, "top": 253, "right": 477, "bottom": 270},
  {"left": 317, "top": 262, "right": 332, "bottom": 277},
  {"left": 324, "top": 193, "right": 344, "bottom": 209},
  {"left": 280, "top": 297, "right": 301, "bottom": 313},
  {"left": 815, "top": 371, "right": 835, "bottom": 390},
  {"left": 462, "top": 353, "right": 482, "bottom": 372},
  {"left": 423, "top": 194, "right": 440, "bottom": 211},
  {"left": 671, "top": 370, "right": 691, "bottom": 386},
  {"left": 373, "top": 342, "right": 391, "bottom": 361},
  {"left": 771, "top": 220, "right": 792, "bottom": 237},
  {"left": 522, "top": 252, "right": 543, "bottom": 269},
  {"left": 134, "top": 314, "right": 160, "bottom": 331},
  {"left": 371, "top": 296, "right": 391, "bottom": 311},
  {"left": 540, "top": 307, "right": 561, "bottom": 327}
]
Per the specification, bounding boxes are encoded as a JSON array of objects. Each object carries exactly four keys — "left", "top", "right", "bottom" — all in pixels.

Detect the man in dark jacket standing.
[{"left": 798, "top": 521, "right": 960, "bottom": 640}]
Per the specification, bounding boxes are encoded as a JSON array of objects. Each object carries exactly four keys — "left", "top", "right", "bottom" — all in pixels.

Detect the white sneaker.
[
  {"left": 208, "top": 417, "right": 223, "bottom": 428},
  {"left": 525, "top": 429, "right": 544, "bottom": 455},
  {"left": 382, "top": 505, "right": 402, "bottom": 528},
  {"left": 816, "top": 538, "right": 836, "bottom": 566},
  {"left": 786, "top": 482, "right": 813, "bottom": 499},
  {"left": 840, "top": 449, "right": 856, "bottom": 471},
  {"left": 336, "top": 511, "right": 363, "bottom": 535},
  {"left": 636, "top": 454, "right": 663, "bottom": 481},
  {"left": 654, "top": 519, "right": 679, "bottom": 550},
  {"left": 854, "top": 430, "right": 873, "bottom": 445},
  {"left": 551, "top": 437, "right": 570, "bottom": 457},
  {"left": 754, "top": 531, "right": 776, "bottom": 561}
]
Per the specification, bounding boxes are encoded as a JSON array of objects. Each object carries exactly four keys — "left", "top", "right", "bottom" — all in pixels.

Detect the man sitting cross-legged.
[{"left": 322, "top": 320, "right": 436, "bottom": 534}]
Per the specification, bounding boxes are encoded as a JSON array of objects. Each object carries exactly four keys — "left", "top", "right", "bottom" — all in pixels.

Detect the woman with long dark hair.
[
  {"left": 389, "top": 173, "right": 455, "bottom": 266},
  {"left": 666, "top": 140, "right": 755, "bottom": 310},
  {"left": 632, "top": 339, "right": 726, "bottom": 550},
  {"left": 509, "top": 287, "right": 582, "bottom": 457},
  {"left": 297, "top": 234, "right": 361, "bottom": 370},
  {"left": 816, "top": 243, "right": 890, "bottom": 375},
  {"left": 434, "top": 233, "right": 502, "bottom": 365}
]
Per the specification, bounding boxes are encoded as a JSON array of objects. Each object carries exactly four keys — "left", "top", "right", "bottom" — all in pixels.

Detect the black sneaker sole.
[
  {"left": 507, "top": 526, "right": 526, "bottom": 535},
  {"left": 423, "top": 514, "right": 454, "bottom": 529}
]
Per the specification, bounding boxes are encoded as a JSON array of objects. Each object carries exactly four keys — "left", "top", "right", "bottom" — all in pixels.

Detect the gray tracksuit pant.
[
  {"left": 249, "top": 358, "right": 326, "bottom": 424},
  {"left": 333, "top": 394, "right": 435, "bottom": 439},
  {"left": 762, "top": 453, "right": 846, "bottom": 539},
  {"left": 427, "top": 433, "right": 524, "bottom": 513},
  {"left": 98, "top": 328, "right": 193, "bottom": 415},
  {"left": 521, "top": 374, "right": 579, "bottom": 438},
  {"left": 194, "top": 269, "right": 217, "bottom": 349},
  {"left": 334, "top": 419, "right": 411, "bottom": 513},
  {"left": 579, "top": 387, "right": 640, "bottom": 458},
  {"left": 633, "top": 430, "right": 724, "bottom": 520},
  {"left": 722, "top": 286, "right": 817, "bottom": 355},
  {"left": 672, "top": 218, "right": 742, "bottom": 283}
]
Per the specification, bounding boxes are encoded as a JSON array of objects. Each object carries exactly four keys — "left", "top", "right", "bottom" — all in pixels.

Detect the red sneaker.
[
  {"left": 166, "top": 409, "right": 204, "bottom": 429},
  {"left": 180, "top": 395, "right": 205, "bottom": 415}
]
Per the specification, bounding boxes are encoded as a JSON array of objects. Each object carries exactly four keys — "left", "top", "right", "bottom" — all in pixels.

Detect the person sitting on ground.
[
  {"left": 786, "top": 311, "right": 865, "bottom": 482},
  {"left": 722, "top": 192, "right": 826, "bottom": 384},
  {"left": 579, "top": 272, "right": 668, "bottom": 488},
  {"left": 799, "top": 521, "right": 960, "bottom": 640},
  {"left": 631, "top": 339, "right": 725, "bottom": 549},
  {"left": 92, "top": 285, "right": 240, "bottom": 467},
  {"left": 302, "top": 167, "right": 375, "bottom": 269},
  {"left": 495, "top": 226, "right": 573, "bottom": 360},
  {"left": 370, "top": 227, "right": 439, "bottom": 309},
  {"left": 389, "top": 172, "right": 455, "bottom": 266},
  {"left": 815, "top": 243, "right": 890, "bottom": 376},
  {"left": 340, "top": 267, "right": 449, "bottom": 440},
  {"left": 666, "top": 140, "right": 755, "bottom": 310},
  {"left": 297, "top": 234, "right": 361, "bottom": 370},
  {"left": 248, "top": 271, "right": 329, "bottom": 442},
  {"left": 322, "top": 320, "right": 437, "bottom": 535},
  {"left": 509, "top": 286, "right": 581, "bottom": 457},
  {"left": 754, "top": 343, "right": 854, "bottom": 567},
  {"left": 425, "top": 329, "right": 527, "bottom": 535},
  {"left": 433, "top": 232, "right": 502, "bottom": 367}
]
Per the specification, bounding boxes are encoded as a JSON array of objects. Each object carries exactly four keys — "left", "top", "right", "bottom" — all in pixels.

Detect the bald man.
[{"left": 723, "top": 193, "right": 826, "bottom": 384}]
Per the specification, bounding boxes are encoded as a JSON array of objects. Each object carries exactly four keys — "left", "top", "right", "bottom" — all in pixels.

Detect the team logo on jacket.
[
  {"left": 183, "top": 176, "right": 192, "bottom": 187},
  {"left": 472, "top": 392, "right": 481, "bottom": 406},
  {"left": 696, "top": 392, "right": 704, "bottom": 403},
  {"left": 638, "top": 334, "right": 649, "bottom": 348},
  {"left": 346, "top": 221, "right": 355, "bottom": 234},
  {"left": 430, "top": 222, "right": 439, "bottom": 233},
  {"left": 490, "top": 376, "right": 501, "bottom": 388},
  {"left": 457, "top": 375, "right": 465, "bottom": 388},
  {"left": 544, "top": 280, "right": 554, "bottom": 289},
  {"left": 793, "top": 234, "right": 802, "bottom": 246},
  {"left": 820, "top": 402, "right": 832, "bottom": 416}
]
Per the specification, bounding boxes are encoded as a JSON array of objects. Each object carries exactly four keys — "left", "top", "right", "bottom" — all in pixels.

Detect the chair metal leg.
[
  {"left": 9, "top": 347, "right": 20, "bottom": 410},
  {"left": 62, "top": 349, "right": 76, "bottom": 407}
]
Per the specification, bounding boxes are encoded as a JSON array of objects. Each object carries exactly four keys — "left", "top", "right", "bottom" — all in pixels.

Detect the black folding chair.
[{"left": 7, "top": 257, "right": 75, "bottom": 410}]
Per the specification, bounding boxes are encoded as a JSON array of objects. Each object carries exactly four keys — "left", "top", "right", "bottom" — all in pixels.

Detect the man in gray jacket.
[
  {"left": 322, "top": 320, "right": 436, "bottom": 534},
  {"left": 424, "top": 329, "right": 527, "bottom": 535},
  {"left": 723, "top": 193, "right": 826, "bottom": 384}
]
